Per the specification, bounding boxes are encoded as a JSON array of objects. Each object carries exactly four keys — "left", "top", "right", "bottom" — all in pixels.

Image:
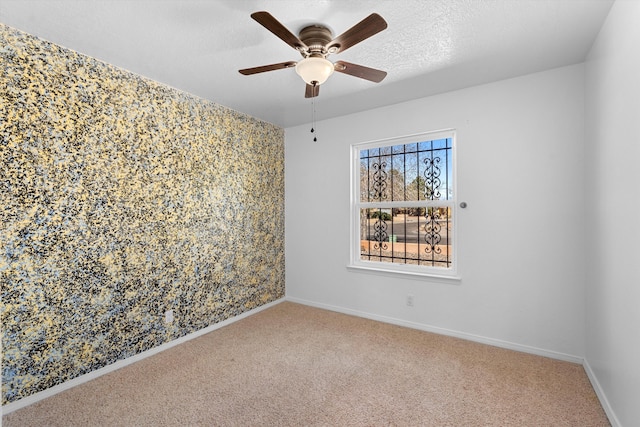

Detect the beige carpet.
[{"left": 3, "top": 302, "right": 609, "bottom": 426}]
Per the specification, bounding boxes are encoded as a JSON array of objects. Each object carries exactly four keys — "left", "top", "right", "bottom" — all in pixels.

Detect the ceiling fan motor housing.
[{"left": 298, "top": 25, "right": 335, "bottom": 57}]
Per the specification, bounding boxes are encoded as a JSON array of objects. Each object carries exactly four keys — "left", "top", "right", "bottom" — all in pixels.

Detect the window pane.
[
  {"left": 360, "top": 159, "right": 369, "bottom": 202},
  {"left": 431, "top": 138, "right": 449, "bottom": 150},
  {"left": 360, "top": 139, "right": 452, "bottom": 204},
  {"left": 390, "top": 153, "right": 406, "bottom": 202},
  {"left": 391, "top": 144, "right": 405, "bottom": 154},
  {"left": 360, "top": 138, "right": 454, "bottom": 202},
  {"left": 359, "top": 207, "right": 453, "bottom": 269},
  {"left": 417, "top": 139, "right": 453, "bottom": 201},
  {"left": 359, "top": 150, "right": 392, "bottom": 202},
  {"left": 404, "top": 143, "right": 418, "bottom": 153},
  {"left": 404, "top": 153, "right": 420, "bottom": 202}
]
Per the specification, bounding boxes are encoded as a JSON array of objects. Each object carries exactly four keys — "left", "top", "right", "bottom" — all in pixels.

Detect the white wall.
[
  {"left": 585, "top": 1, "right": 640, "bottom": 425},
  {"left": 285, "top": 64, "right": 586, "bottom": 359}
]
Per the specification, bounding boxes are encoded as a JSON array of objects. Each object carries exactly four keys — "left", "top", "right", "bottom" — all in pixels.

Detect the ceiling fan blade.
[
  {"left": 334, "top": 61, "right": 387, "bottom": 83},
  {"left": 239, "top": 61, "right": 297, "bottom": 75},
  {"left": 251, "top": 11, "right": 308, "bottom": 51},
  {"left": 305, "top": 83, "right": 320, "bottom": 98},
  {"left": 326, "top": 13, "right": 387, "bottom": 54}
]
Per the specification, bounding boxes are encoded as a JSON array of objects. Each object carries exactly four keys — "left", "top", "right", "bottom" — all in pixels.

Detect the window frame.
[{"left": 348, "top": 129, "right": 460, "bottom": 281}]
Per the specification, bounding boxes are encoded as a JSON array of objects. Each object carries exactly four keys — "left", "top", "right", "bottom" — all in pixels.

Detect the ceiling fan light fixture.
[{"left": 295, "top": 57, "right": 334, "bottom": 85}]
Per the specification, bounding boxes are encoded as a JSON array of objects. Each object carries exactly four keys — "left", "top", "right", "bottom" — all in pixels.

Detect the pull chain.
[{"left": 310, "top": 86, "right": 318, "bottom": 142}]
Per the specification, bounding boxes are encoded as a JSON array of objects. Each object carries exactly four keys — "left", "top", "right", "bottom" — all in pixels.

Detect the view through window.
[{"left": 352, "top": 131, "right": 456, "bottom": 275}]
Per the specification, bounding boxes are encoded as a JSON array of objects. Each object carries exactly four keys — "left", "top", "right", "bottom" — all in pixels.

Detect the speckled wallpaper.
[{"left": 0, "top": 24, "right": 285, "bottom": 405}]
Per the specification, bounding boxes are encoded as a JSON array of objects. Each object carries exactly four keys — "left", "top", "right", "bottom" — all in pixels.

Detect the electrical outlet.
[
  {"left": 164, "top": 309, "right": 174, "bottom": 324},
  {"left": 406, "top": 294, "right": 414, "bottom": 307}
]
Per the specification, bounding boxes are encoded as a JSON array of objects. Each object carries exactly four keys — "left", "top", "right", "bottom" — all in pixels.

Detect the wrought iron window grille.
[{"left": 353, "top": 130, "right": 456, "bottom": 273}]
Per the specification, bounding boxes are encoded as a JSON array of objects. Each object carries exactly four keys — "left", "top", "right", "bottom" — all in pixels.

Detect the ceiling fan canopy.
[{"left": 239, "top": 11, "right": 388, "bottom": 98}]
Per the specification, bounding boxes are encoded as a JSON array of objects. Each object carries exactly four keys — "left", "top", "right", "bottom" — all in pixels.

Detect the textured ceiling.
[{"left": 1, "top": 0, "right": 614, "bottom": 127}]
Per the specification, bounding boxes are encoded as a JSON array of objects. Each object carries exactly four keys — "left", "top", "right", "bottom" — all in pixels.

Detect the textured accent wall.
[{"left": 0, "top": 24, "right": 285, "bottom": 405}]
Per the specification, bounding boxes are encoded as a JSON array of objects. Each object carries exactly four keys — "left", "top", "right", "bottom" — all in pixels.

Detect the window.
[{"left": 350, "top": 130, "right": 457, "bottom": 278}]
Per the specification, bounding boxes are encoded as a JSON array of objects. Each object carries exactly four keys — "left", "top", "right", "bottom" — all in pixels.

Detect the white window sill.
[{"left": 347, "top": 264, "right": 461, "bottom": 283}]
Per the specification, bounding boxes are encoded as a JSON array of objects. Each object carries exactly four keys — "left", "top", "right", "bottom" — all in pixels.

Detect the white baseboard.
[
  {"left": 285, "top": 296, "right": 584, "bottom": 364},
  {"left": 583, "top": 359, "right": 621, "bottom": 427},
  {"left": 1, "top": 298, "right": 285, "bottom": 415}
]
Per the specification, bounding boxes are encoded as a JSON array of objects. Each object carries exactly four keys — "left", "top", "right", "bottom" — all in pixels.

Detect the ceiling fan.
[{"left": 239, "top": 11, "right": 388, "bottom": 98}]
